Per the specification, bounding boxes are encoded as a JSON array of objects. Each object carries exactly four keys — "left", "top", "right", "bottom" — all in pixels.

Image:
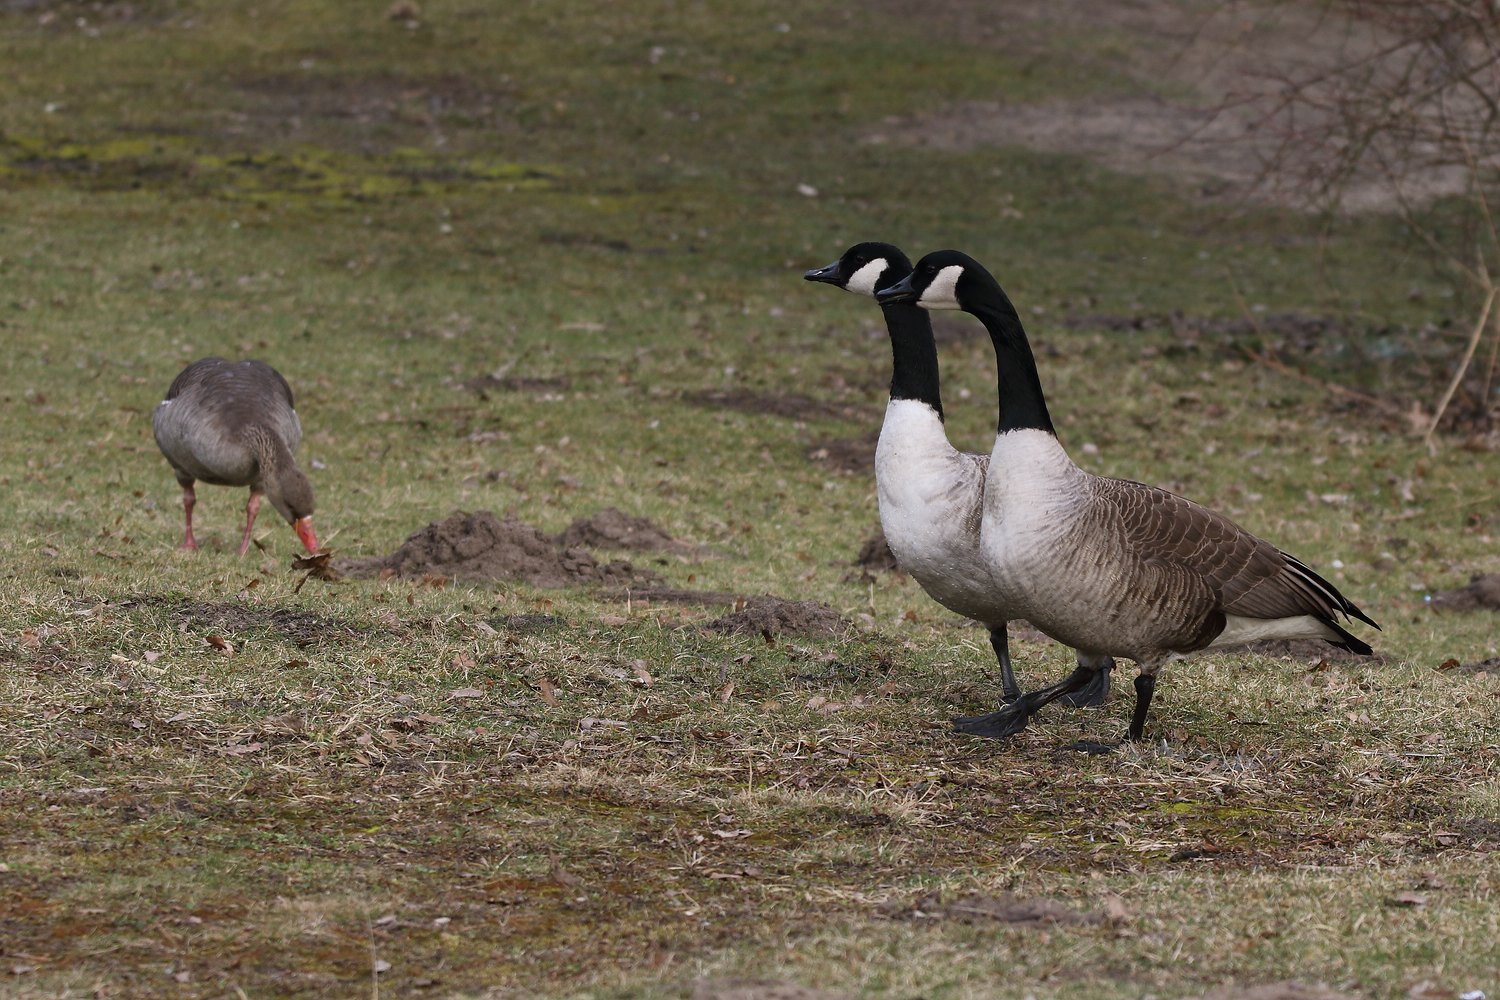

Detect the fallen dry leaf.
[
  {"left": 205, "top": 635, "right": 234, "bottom": 656},
  {"left": 537, "top": 677, "right": 559, "bottom": 707}
]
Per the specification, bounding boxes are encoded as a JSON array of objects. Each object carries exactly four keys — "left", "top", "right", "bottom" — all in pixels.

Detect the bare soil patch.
[
  {"left": 705, "top": 595, "right": 853, "bottom": 639},
  {"left": 928, "top": 313, "right": 985, "bottom": 345},
  {"left": 1244, "top": 638, "right": 1385, "bottom": 666},
  {"left": 1067, "top": 308, "right": 1499, "bottom": 433},
  {"left": 228, "top": 70, "right": 516, "bottom": 146},
  {"left": 685, "top": 388, "right": 862, "bottom": 423},
  {"left": 336, "top": 510, "right": 661, "bottom": 588},
  {"left": 462, "top": 373, "right": 572, "bottom": 395},
  {"left": 1429, "top": 573, "right": 1500, "bottom": 612},
  {"left": 1450, "top": 657, "right": 1500, "bottom": 677},
  {"left": 854, "top": 531, "right": 900, "bottom": 574},
  {"left": 1190, "top": 982, "right": 1361, "bottom": 1000},
  {"left": 806, "top": 433, "right": 878, "bottom": 476},
  {"left": 692, "top": 982, "right": 854, "bottom": 1000},
  {"left": 603, "top": 586, "right": 740, "bottom": 606},
  {"left": 131, "top": 598, "right": 359, "bottom": 648},
  {"left": 488, "top": 613, "right": 564, "bottom": 633},
  {"left": 878, "top": 892, "right": 1106, "bottom": 926},
  {"left": 867, "top": 0, "right": 1473, "bottom": 211}
]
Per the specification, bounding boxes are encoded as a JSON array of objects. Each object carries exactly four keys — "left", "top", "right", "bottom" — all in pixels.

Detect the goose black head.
[
  {"left": 875, "top": 249, "right": 991, "bottom": 312},
  {"left": 804, "top": 242, "right": 913, "bottom": 300}
]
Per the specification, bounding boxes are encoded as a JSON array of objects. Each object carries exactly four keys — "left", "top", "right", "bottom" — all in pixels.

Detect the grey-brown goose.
[
  {"left": 804, "top": 242, "right": 1111, "bottom": 708},
  {"left": 877, "top": 250, "right": 1379, "bottom": 745},
  {"left": 153, "top": 358, "right": 319, "bottom": 556}
]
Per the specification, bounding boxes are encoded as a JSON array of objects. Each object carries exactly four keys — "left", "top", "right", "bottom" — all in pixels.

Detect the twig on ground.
[{"left": 1423, "top": 285, "right": 1497, "bottom": 453}]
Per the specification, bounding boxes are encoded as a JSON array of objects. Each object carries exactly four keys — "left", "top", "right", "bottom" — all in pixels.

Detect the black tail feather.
[
  {"left": 1320, "top": 615, "right": 1375, "bottom": 655},
  {"left": 1283, "top": 551, "right": 1381, "bottom": 631}
]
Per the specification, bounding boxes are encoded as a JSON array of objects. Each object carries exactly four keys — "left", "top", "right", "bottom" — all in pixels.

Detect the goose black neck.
[
  {"left": 881, "top": 300, "right": 944, "bottom": 421},
  {"left": 971, "top": 295, "right": 1055, "bottom": 436}
]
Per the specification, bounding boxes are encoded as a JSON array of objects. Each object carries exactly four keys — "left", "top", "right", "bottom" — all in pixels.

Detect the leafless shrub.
[{"left": 1231, "top": 0, "right": 1500, "bottom": 444}]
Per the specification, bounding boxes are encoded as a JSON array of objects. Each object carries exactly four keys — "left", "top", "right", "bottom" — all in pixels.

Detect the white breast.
[
  {"left": 875, "top": 399, "right": 1006, "bottom": 624},
  {"left": 979, "top": 429, "right": 1088, "bottom": 597}
]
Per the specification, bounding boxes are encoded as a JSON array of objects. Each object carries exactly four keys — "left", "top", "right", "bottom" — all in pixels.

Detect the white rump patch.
[
  {"left": 843, "top": 257, "right": 888, "bottom": 298},
  {"left": 1211, "top": 614, "right": 1338, "bottom": 648},
  {"left": 918, "top": 264, "right": 964, "bottom": 310}
]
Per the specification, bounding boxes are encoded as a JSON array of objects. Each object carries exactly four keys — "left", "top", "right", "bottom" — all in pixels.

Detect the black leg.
[
  {"left": 1127, "top": 672, "right": 1157, "bottom": 741},
  {"left": 954, "top": 663, "right": 1099, "bottom": 739},
  {"left": 989, "top": 626, "right": 1021, "bottom": 703},
  {"left": 1058, "top": 654, "right": 1113, "bottom": 708}
]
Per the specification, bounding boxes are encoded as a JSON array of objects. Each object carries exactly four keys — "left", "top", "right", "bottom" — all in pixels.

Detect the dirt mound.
[
  {"left": 336, "top": 510, "right": 659, "bottom": 588},
  {"left": 855, "top": 531, "right": 900, "bottom": 573},
  {"left": 1429, "top": 573, "right": 1500, "bottom": 611},
  {"left": 706, "top": 595, "right": 852, "bottom": 639},
  {"left": 556, "top": 507, "right": 695, "bottom": 553}
]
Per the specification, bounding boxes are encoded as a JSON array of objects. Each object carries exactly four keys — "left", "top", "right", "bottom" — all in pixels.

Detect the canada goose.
[
  {"left": 153, "top": 358, "right": 319, "bottom": 556},
  {"left": 876, "top": 250, "right": 1379, "bottom": 744},
  {"left": 804, "top": 242, "right": 1111, "bottom": 708}
]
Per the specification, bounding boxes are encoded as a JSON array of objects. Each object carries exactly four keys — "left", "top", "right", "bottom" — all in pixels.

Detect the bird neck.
[
  {"left": 971, "top": 296, "right": 1055, "bottom": 436},
  {"left": 248, "top": 426, "right": 292, "bottom": 479},
  {"left": 882, "top": 301, "right": 944, "bottom": 421}
]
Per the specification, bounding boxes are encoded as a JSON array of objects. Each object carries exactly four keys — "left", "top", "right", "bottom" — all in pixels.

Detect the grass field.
[{"left": 2, "top": 2, "right": 1498, "bottom": 998}]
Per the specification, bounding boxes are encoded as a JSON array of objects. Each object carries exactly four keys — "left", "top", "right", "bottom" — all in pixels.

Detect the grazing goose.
[
  {"left": 804, "top": 242, "right": 1111, "bottom": 708},
  {"left": 153, "top": 358, "right": 319, "bottom": 556},
  {"left": 876, "top": 250, "right": 1379, "bottom": 744}
]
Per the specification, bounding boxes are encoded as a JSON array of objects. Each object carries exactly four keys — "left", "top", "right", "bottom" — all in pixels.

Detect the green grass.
[{"left": 2, "top": 1, "right": 1498, "bottom": 998}]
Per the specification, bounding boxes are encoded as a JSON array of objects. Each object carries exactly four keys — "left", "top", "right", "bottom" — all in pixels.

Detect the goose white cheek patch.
[
  {"left": 843, "top": 257, "right": 888, "bottom": 297},
  {"left": 918, "top": 264, "right": 964, "bottom": 310}
]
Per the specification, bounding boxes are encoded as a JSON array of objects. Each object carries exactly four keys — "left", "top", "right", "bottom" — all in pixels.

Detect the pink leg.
[
  {"left": 180, "top": 484, "right": 199, "bottom": 551},
  {"left": 237, "top": 491, "right": 263, "bottom": 557}
]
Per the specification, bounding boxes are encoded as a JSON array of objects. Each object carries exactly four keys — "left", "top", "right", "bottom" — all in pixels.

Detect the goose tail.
[
  {"left": 1282, "top": 552, "right": 1381, "bottom": 631},
  {"left": 1317, "top": 615, "right": 1375, "bottom": 656}
]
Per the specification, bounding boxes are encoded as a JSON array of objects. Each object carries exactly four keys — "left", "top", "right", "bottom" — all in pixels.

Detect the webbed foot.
[
  {"left": 1061, "top": 739, "right": 1119, "bottom": 754},
  {"left": 953, "top": 703, "right": 1031, "bottom": 738},
  {"left": 1058, "top": 658, "right": 1113, "bottom": 708}
]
